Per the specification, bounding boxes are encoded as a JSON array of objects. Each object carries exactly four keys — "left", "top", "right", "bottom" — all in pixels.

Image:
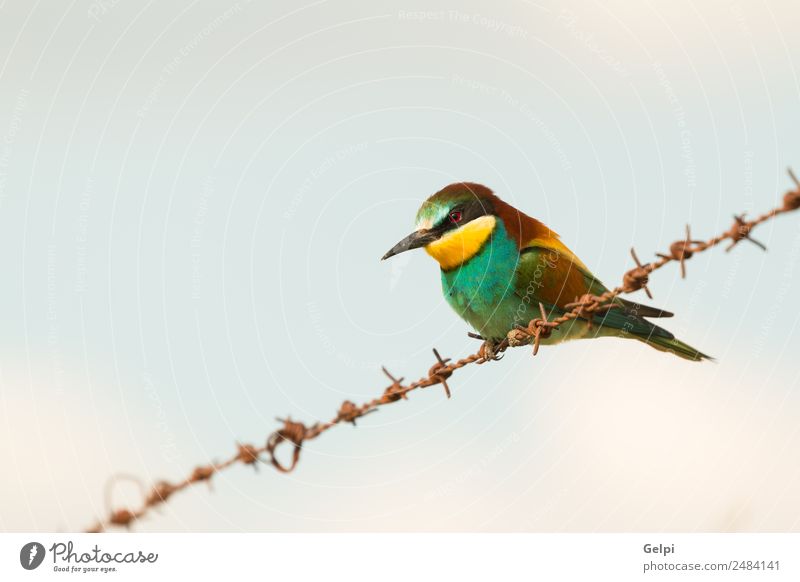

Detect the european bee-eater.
[{"left": 382, "top": 183, "right": 709, "bottom": 361}]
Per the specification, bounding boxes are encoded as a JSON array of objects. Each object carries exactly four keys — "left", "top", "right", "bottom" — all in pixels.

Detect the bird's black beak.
[{"left": 381, "top": 229, "right": 438, "bottom": 260}]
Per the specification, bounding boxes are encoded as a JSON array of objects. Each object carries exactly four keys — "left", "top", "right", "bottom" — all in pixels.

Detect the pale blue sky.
[{"left": 1, "top": 0, "right": 799, "bottom": 531}]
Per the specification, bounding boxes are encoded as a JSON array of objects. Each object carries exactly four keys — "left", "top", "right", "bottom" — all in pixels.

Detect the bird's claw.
[{"left": 479, "top": 339, "right": 506, "bottom": 362}]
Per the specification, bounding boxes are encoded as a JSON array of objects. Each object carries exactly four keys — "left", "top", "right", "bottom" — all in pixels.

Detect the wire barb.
[
  {"left": 429, "top": 348, "right": 453, "bottom": 398},
  {"left": 337, "top": 400, "right": 375, "bottom": 425},
  {"left": 146, "top": 481, "right": 176, "bottom": 506},
  {"left": 236, "top": 443, "right": 261, "bottom": 467},
  {"left": 381, "top": 366, "right": 407, "bottom": 402},
  {"left": 657, "top": 224, "right": 703, "bottom": 278},
  {"left": 109, "top": 509, "right": 136, "bottom": 528},
  {"left": 508, "top": 302, "right": 560, "bottom": 355},
  {"left": 622, "top": 247, "right": 653, "bottom": 298},
  {"left": 783, "top": 168, "right": 800, "bottom": 211},
  {"left": 725, "top": 214, "right": 767, "bottom": 252}
]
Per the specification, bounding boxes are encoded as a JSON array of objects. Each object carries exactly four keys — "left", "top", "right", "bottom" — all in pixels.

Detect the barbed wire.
[{"left": 84, "top": 169, "right": 800, "bottom": 532}]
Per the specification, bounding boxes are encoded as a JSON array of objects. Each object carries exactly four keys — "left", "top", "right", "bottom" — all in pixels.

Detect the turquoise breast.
[{"left": 440, "top": 220, "right": 522, "bottom": 339}]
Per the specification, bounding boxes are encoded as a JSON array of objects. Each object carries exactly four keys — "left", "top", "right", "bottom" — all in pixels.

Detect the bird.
[{"left": 381, "top": 182, "right": 710, "bottom": 361}]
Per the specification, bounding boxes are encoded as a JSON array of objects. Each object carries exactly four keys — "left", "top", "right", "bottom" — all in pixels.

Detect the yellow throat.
[{"left": 424, "top": 215, "right": 497, "bottom": 270}]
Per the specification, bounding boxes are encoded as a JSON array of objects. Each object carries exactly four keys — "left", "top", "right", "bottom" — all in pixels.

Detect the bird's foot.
[
  {"left": 468, "top": 331, "right": 508, "bottom": 362},
  {"left": 478, "top": 338, "right": 507, "bottom": 362}
]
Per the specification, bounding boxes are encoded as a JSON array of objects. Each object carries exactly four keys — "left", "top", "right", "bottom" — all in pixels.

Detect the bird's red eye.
[{"left": 449, "top": 210, "right": 462, "bottom": 223}]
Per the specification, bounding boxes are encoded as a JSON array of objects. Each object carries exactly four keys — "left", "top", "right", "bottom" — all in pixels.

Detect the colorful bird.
[{"left": 381, "top": 183, "right": 709, "bottom": 361}]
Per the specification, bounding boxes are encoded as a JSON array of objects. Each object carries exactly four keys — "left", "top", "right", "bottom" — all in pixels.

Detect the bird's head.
[{"left": 381, "top": 182, "right": 500, "bottom": 270}]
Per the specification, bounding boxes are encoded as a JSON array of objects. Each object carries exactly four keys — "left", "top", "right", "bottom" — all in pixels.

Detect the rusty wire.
[{"left": 84, "top": 169, "right": 800, "bottom": 532}]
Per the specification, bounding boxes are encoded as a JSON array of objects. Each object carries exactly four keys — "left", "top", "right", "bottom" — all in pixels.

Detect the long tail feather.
[{"left": 638, "top": 335, "right": 713, "bottom": 361}]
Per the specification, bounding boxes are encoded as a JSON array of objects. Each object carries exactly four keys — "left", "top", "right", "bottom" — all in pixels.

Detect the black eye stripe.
[{"left": 429, "top": 198, "right": 494, "bottom": 236}]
